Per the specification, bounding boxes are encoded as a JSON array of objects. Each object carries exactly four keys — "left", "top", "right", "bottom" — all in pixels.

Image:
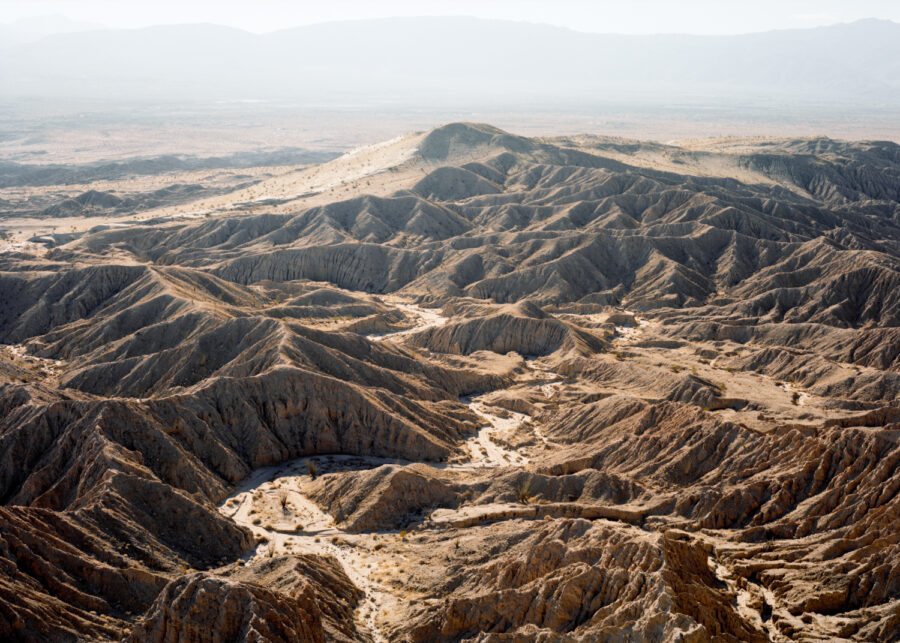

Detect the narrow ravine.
[
  {"left": 220, "top": 457, "right": 398, "bottom": 643},
  {"left": 705, "top": 541, "right": 788, "bottom": 642},
  {"left": 1, "top": 344, "right": 66, "bottom": 381},
  {"left": 367, "top": 301, "right": 449, "bottom": 341},
  {"left": 781, "top": 381, "right": 810, "bottom": 406},
  {"left": 457, "top": 395, "right": 530, "bottom": 467}
]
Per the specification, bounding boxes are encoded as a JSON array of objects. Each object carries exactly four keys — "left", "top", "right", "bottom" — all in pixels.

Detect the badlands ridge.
[{"left": 1, "top": 123, "right": 899, "bottom": 641}]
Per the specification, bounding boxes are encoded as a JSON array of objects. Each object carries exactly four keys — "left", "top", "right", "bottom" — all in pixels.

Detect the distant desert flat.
[{"left": 1, "top": 123, "right": 899, "bottom": 641}]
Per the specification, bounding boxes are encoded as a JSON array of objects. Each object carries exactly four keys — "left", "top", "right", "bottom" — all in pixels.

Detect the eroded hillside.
[{"left": 1, "top": 123, "right": 899, "bottom": 642}]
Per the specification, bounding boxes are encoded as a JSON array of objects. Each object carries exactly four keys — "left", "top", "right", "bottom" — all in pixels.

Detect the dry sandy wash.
[{"left": 1, "top": 123, "right": 899, "bottom": 642}]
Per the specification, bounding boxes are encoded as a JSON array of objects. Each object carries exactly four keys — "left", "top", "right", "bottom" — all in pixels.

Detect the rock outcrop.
[{"left": 128, "top": 554, "right": 364, "bottom": 643}]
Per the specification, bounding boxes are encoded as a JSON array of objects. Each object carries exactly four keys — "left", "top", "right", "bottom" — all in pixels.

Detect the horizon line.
[{"left": 2, "top": 13, "right": 898, "bottom": 40}]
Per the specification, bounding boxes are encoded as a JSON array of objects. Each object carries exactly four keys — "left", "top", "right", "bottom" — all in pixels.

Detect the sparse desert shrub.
[
  {"left": 516, "top": 479, "right": 532, "bottom": 504},
  {"left": 306, "top": 459, "right": 317, "bottom": 479},
  {"left": 670, "top": 365, "right": 682, "bottom": 373},
  {"left": 278, "top": 488, "right": 290, "bottom": 512}
]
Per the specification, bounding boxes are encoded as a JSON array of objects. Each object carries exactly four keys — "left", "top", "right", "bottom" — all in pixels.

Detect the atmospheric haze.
[{"left": 1, "top": 4, "right": 900, "bottom": 643}]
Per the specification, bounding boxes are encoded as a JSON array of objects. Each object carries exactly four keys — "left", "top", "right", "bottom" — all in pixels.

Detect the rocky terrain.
[{"left": 1, "top": 123, "right": 899, "bottom": 641}]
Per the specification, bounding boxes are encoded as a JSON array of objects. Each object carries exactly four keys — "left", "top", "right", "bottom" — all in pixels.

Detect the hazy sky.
[{"left": 2, "top": 0, "right": 899, "bottom": 35}]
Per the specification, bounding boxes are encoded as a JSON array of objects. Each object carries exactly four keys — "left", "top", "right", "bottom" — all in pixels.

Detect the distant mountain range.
[
  {"left": 0, "top": 14, "right": 104, "bottom": 48},
  {"left": 2, "top": 17, "right": 899, "bottom": 109}
]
